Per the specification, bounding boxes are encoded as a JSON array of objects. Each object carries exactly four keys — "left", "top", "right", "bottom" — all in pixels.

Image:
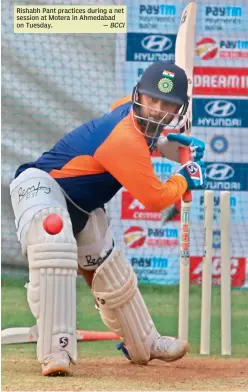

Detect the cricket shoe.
[
  {"left": 150, "top": 335, "right": 189, "bottom": 362},
  {"left": 117, "top": 336, "right": 189, "bottom": 363},
  {"left": 42, "top": 349, "right": 75, "bottom": 376}
]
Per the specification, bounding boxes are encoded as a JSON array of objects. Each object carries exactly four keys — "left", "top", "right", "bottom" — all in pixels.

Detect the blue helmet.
[{"left": 137, "top": 62, "right": 189, "bottom": 107}]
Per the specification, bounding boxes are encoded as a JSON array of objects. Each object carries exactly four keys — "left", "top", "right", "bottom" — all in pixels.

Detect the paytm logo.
[
  {"left": 205, "top": 6, "right": 242, "bottom": 17},
  {"left": 139, "top": 4, "right": 176, "bottom": 15},
  {"left": 138, "top": 68, "right": 145, "bottom": 77},
  {"left": 205, "top": 100, "right": 236, "bottom": 117},
  {"left": 152, "top": 161, "right": 173, "bottom": 176},
  {"left": 148, "top": 228, "right": 178, "bottom": 238},
  {"left": 203, "top": 6, "right": 243, "bottom": 32},
  {"left": 220, "top": 40, "right": 248, "bottom": 49},
  {"left": 200, "top": 195, "right": 236, "bottom": 207},
  {"left": 141, "top": 35, "right": 172, "bottom": 52},
  {"left": 131, "top": 257, "right": 168, "bottom": 269}
]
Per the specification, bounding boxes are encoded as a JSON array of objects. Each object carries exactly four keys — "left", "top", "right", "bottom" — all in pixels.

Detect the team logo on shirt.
[{"left": 158, "top": 77, "right": 173, "bottom": 93}]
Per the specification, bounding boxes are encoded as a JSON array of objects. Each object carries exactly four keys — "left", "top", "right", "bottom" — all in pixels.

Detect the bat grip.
[{"left": 179, "top": 146, "right": 192, "bottom": 203}]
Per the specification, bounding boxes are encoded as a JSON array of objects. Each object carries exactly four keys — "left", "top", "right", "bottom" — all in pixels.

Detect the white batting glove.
[{"left": 157, "top": 133, "right": 205, "bottom": 163}]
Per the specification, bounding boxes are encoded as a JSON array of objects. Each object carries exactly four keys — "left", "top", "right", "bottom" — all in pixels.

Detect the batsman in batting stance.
[{"left": 10, "top": 61, "right": 206, "bottom": 376}]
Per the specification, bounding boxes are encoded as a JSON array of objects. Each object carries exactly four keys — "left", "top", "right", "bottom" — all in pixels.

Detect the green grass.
[{"left": 2, "top": 275, "right": 248, "bottom": 358}]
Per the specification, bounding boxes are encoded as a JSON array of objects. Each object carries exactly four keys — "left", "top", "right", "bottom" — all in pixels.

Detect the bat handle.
[{"left": 179, "top": 146, "right": 192, "bottom": 203}]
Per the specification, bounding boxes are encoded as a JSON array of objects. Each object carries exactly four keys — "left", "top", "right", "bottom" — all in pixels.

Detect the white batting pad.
[
  {"left": 92, "top": 250, "right": 157, "bottom": 364},
  {"left": 77, "top": 208, "right": 114, "bottom": 270},
  {"left": 10, "top": 168, "right": 67, "bottom": 253},
  {"left": 26, "top": 207, "right": 78, "bottom": 362}
]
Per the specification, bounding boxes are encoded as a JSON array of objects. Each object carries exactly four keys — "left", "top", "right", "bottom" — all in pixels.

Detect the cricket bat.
[
  {"left": 1, "top": 326, "right": 121, "bottom": 344},
  {"left": 175, "top": 2, "right": 197, "bottom": 342}
]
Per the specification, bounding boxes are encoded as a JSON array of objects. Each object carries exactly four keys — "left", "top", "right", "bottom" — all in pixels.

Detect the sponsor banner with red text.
[
  {"left": 190, "top": 256, "right": 246, "bottom": 287},
  {"left": 123, "top": 225, "right": 179, "bottom": 249},
  {"left": 195, "top": 36, "right": 248, "bottom": 66},
  {"left": 121, "top": 191, "right": 161, "bottom": 221},
  {"left": 193, "top": 67, "right": 248, "bottom": 96}
]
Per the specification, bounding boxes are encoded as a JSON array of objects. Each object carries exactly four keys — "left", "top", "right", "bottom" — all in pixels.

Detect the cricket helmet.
[{"left": 131, "top": 62, "right": 190, "bottom": 151}]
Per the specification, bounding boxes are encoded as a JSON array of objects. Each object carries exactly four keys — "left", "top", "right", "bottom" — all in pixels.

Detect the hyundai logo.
[
  {"left": 205, "top": 100, "right": 236, "bottom": 117},
  {"left": 206, "top": 163, "right": 234, "bottom": 181},
  {"left": 141, "top": 35, "right": 172, "bottom": 52}
]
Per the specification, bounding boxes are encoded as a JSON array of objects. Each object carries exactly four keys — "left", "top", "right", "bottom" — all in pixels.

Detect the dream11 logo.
[{"left": 193, "top": 67, "right": 248, "bottom": 96}]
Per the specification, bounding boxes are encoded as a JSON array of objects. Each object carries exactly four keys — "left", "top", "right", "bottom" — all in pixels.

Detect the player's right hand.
[
  {"left": 175, "top": 160, "right": 206, "bottom": 190},
  {"left": 157, "top": 133, "right": 205, "bottom": 163}
]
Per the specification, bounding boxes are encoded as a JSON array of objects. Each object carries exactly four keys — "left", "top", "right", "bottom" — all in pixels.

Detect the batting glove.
[
  {"left": 157, "top": 133, "right": 205, "bottom": 162},
  {"left": 175, "top": 160, "right": 206, "bottom": 190}
]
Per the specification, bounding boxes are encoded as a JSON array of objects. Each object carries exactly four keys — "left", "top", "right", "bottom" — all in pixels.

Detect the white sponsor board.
[{"left": 192, "top": 128, "right": 248, "bottom": 163}]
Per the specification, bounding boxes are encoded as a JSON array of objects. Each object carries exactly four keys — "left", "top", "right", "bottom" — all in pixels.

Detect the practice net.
[{"left": 2, "top": 0, "right": 248, "bottom": 288}]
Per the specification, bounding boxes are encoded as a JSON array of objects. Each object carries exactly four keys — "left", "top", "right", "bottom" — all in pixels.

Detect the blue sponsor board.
[
  {"left": 205, "top": 162, "right": 248, "bottom": 191},
  {"left": 192, "top": 98, "right": 248, "bottom": 128},
  {"left": 126, "top": 33, "right": 176, "bottom": 62}
]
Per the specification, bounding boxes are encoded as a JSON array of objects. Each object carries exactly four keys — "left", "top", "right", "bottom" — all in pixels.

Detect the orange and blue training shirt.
[{"left": 15, "top": 97, "right": 187, "bottom": 224}]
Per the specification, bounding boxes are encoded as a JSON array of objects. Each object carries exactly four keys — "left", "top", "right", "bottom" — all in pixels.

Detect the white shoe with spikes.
[
  {"left": 150, "top": 335, "right": 189, "bottom": 362},
  {"left": 42, "top": 349, "right": 75, "bottom": 376}
]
